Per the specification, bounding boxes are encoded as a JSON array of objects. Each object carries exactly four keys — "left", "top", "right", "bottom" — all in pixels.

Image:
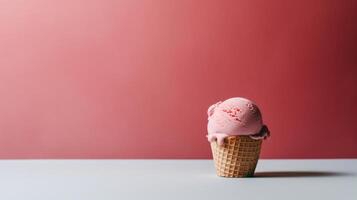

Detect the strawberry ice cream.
[{"left": 207, "top": 97, "right": 269, "bottom": 145}]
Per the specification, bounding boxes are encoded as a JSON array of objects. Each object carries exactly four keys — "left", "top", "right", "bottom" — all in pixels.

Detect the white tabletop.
[{"left": 0, "top": 159, "right": 355, "bottom": 200}]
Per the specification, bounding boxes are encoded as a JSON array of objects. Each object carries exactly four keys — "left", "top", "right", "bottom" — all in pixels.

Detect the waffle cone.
[{"left": 210, "top": 136, "right": 262, "bottom": 178}]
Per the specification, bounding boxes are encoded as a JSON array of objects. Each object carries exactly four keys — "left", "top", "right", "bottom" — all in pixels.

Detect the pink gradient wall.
[{"left": 0, "top": 0, "right": 356, "bottom": 159}]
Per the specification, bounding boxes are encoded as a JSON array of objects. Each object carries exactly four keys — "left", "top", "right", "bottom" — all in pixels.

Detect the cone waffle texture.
[{"left": 210, "top": 136, "right": 262, "bottom": 178}]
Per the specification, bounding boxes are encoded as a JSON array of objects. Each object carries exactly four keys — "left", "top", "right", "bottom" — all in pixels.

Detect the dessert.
[{"left": 207, "top": 97, "right": 269, "bottom": 177}]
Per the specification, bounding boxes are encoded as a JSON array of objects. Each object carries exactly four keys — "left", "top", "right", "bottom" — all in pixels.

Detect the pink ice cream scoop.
[{"left": 207, "top": 97, "right": 269, "bottom": 145}]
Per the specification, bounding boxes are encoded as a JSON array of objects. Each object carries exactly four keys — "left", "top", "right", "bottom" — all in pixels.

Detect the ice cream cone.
[{"left": 210, "top": 136, "right": 262, "bottom": 178}]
